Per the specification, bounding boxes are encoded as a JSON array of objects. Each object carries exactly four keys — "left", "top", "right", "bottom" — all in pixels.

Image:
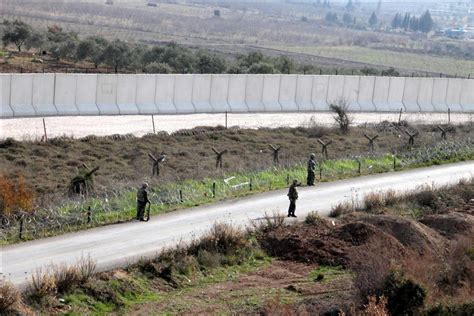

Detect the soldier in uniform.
[
  {"left": 307, "top": 153, "right": 316, "bottom": 186},
  {"left": 287, "top": 179, "right": 300, "bottom": 217},
  {"left": 136, "top": 182, "right": 150, "bottom": 221}
]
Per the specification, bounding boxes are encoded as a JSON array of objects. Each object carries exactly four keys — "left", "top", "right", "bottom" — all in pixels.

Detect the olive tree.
[
  {"left": 2, "top": 20, "right": 32, "bottom": 52},
  {"left": 101, "top": 39, "right": 132, "bottom": 73}
]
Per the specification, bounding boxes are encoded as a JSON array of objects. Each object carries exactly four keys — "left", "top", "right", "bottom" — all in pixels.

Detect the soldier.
[
  {"left": 307, "top": 153, "right": 316, "bottom": 186},
  {"left": 287, "top": 179, "right": 300, "bottom": 218},
  {"left": 136, "top": 182, "right": 150, "bottom": 221}
]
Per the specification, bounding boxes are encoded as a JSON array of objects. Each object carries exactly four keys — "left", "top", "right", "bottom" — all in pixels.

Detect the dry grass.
[
  {"left": 329, "top": 201, "right": 353, "bottom": 218},
  {"left": 0, "top": 281, "right": 21, "bottom": 313},
  {"left": 26, "top": 269, "right": 57, "bottom": 306},
  {"left": 363, "top": 192, "right": 385, "bottom": 214},
  {"left": 52, "top": 264, "right": 81, "bottom": 294},
  {"left": 304, "top": 211, "right": 323, "bottom": 225},
  {"left": 251, "top": 211, "right": 287, "bottom": 233}
]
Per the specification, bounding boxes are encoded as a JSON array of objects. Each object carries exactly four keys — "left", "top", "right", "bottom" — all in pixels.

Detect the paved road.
[{"left": 1, "top": 162, "right": 473, "bottom": 287}]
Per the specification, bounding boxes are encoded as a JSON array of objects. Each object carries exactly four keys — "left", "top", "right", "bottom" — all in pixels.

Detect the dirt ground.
[
  {"left": 128, "top": 260, "right": 357, "bottom": 315},
  {"left": 1, "top": 123, "right": 472, "bottom": 203},
  {"left": 259, "top": 208, "right": 474, "bottom": 307}
]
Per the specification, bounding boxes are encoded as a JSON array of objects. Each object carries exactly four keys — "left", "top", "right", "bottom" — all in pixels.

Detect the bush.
[
  {"left": 197, "top": 249, "right": 221, "bottom": 269},
  {"left": 26, "top": 269, "right": 57, "bottom": 305},
  {"left": 53, "top": 264, "right": 81, "bottom": 294},
  {"left": 0, "top": 281, "right": 20, "bottom": 313},
  {"left": 382, "top": 271, "right": 426, "bottom": 315},
  {"left": 251, "top": 211, "right": 286, "bottom": 233},
  {"left": 364, "top": 192, "right": 385, "bottom": 213},
  {"left": 0, "top": 174, "right": 35, "bottom": 217},
  {"left": 305, "top": 211, "right": 323, "bottom": 225},
  {"left": 330, "top": 100, "right": 352, "bottom": 133},
  {"left": 329, "top": 202, "right": 352, "bottom": 218},
  {"left": 193, "top": 223, "right": 248, "bottom": 256},
  {"left": 78, "top": 255, "right": 97, "bottom": 283}
]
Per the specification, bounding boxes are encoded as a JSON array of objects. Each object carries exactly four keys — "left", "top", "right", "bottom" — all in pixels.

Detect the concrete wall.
[{"left": 1, "top": 74, "right": 472, "bottom": 118}]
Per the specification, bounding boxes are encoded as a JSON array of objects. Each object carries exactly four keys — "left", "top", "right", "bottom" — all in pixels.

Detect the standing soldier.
[
  {"left": 287, "top": 179, "right": 300, "bottom": 218},
  {"left": 136, "top": 182, "right": 150, "bottom": 221},
  {"left": 307, "top": 153, "right": 316, "bottom": 186}
]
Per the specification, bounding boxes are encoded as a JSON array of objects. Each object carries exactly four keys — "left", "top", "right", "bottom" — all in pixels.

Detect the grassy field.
[{"left": 268, "top": 45, "right": 474, "bottom": 77}]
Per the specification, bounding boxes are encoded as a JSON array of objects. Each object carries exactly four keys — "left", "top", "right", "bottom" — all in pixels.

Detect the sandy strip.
[{"left": 1, "top": 112, "right": 472, "bottom": 140}]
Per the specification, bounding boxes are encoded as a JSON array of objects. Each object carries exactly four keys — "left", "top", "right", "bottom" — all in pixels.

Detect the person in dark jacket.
[
  {"left": 136, "top": 182, "right": 150, "bottom": 221},
  {"left": 307, "top": 153, "right": 316, "bottom": 186},
  {"left": 287, "top": 179, "right": 300, "bottom": 217}
]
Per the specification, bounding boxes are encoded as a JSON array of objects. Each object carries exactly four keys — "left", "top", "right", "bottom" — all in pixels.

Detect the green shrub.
[{"left": 382, "top": 271, "right": 426, "bottom": 315}]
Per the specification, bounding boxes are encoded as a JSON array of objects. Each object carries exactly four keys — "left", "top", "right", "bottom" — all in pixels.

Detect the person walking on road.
[
  {"left": 136, "top": 182, "right": 150, "bottom": 221},
  {"left": 287, "top": 179, "right": 300, "bottom": 218},
  {"left": 307, "top": 153, "right": 316, "bottom": 186}
]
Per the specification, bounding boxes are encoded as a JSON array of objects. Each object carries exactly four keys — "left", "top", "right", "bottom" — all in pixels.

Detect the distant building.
[
  {"left": 147, "top": 0, "right": 157, "bottom": 7},
  {"left": 443, "top": 28, "right": 466, "bottom": 39}
]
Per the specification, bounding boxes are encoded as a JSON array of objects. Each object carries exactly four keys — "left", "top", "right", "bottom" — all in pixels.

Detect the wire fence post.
[
  {"left": 358, "top": 160, "right": 361, "bottom": 174},
  {"left": 19, "top": 217, "right": 24, "bottom": 240},
  {"left": 448, "top": 108, "right": 451, "bottom": 124},
  {"left": 212, "top": 182, "right": 216, "bottom": 198},
  {"left": 225, "top": 111, "right": 228, "bottom": 129},
  {"left": 249, "top": 178, "right": 253, "bottom": 191},
  {"left": 151, "top": 114, "right": 156, "bottom": 134},
  {"left": 87, "top": 206, "right": 92, "bottom": 224},
  {"left": 393, "top": 156, "right": 397, "bottom": 170},
  {"left": 42, "top": 118, "right": 48, "bottom": 142},
  {"left": 179, "top": 189, "right": 183, "bottom": 203}
]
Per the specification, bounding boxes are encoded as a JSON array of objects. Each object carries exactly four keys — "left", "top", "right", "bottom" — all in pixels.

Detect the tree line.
[
  {"left": 391, "top": 11, "right": 433, "bottom": 33},
  {"left": 1, "top": 19, "right": 306, "bottom": 74}
]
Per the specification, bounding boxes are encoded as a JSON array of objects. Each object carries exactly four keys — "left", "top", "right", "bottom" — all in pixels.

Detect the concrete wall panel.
[
  {"left": 326, "top": 76, "right": 345, "bottom": 108},
  {"left": 136, "top": 75, "right": 157, "bottom": 114},
  {"left": 210, "top": 75, "right": 230, "bottom": 112},
  {"left": 192, "top": 75, "right": 213, "bottom": 113},
  {"left": 312, "top": 75, "right": 329, "bottom": 111},
  {"left": 417, "top": 78, "right": 435, "bottom": 112},
  {"left": 246, "top": 75, "right": 265, "bottom": 112},
  {"left": 155, "top": 75, "right": 176, "bottom": 114},
  {"left": 387, "top": 77, "right": 406, "bottom": 112},
  {"left": 342, "top": 76, "right": 361, "bottom": 111},
  {"left": 32, "top": 74, "right": 56, "bottom": 116},
  {"left": 295, "top": 75, "right": 314, "bottom": 111},
  {"left": 402, "top": 77, "right": 421, "bottom": 112},
  {"left": 446, "top": 79, "right": 463, "bottom": 112},
  {"left": 116, "top": 75, "right": 139, "bottom": 115},
  {"left": 431, "top": 78, "right": 449, "bottom": 112},
  {"left": 460, "top": 79, "right": 474, "bottom": 112},
  {"left": 76, "top": 74, "right": 99, "bottom": 115},
  {"left": 10, "top": 74, "right": 35, "bottom": 117},
  {"left": 174, "top": 75, "right": 195, "bottom": 114},
  {"left": 372, "top": 77, "right": 391, "bottom": 111},
  {"left": 279, "top": 75, "right": 298, "bottom": 112},
  {"left": 0, "top": 74, "right": 13, "bottom": 118},
  {"left": 228, "top": 75, "right": 248, "bottom": 112},
  {"left": 54, "top": 74, "right": 78, "bottom": 115},
  {"left": 357, "top": 76, "right": 376, "bottom": 111},
  {"left": 262, "top": 75, "right": 282, "bottom": 111},
  {"left": 96, "top": 75, "right": 119, "bottom": 115}
]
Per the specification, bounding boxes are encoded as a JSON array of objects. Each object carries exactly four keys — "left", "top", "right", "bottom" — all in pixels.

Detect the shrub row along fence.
[{"left": 0, "top": 138, "right": 472, "bottom": 244}]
